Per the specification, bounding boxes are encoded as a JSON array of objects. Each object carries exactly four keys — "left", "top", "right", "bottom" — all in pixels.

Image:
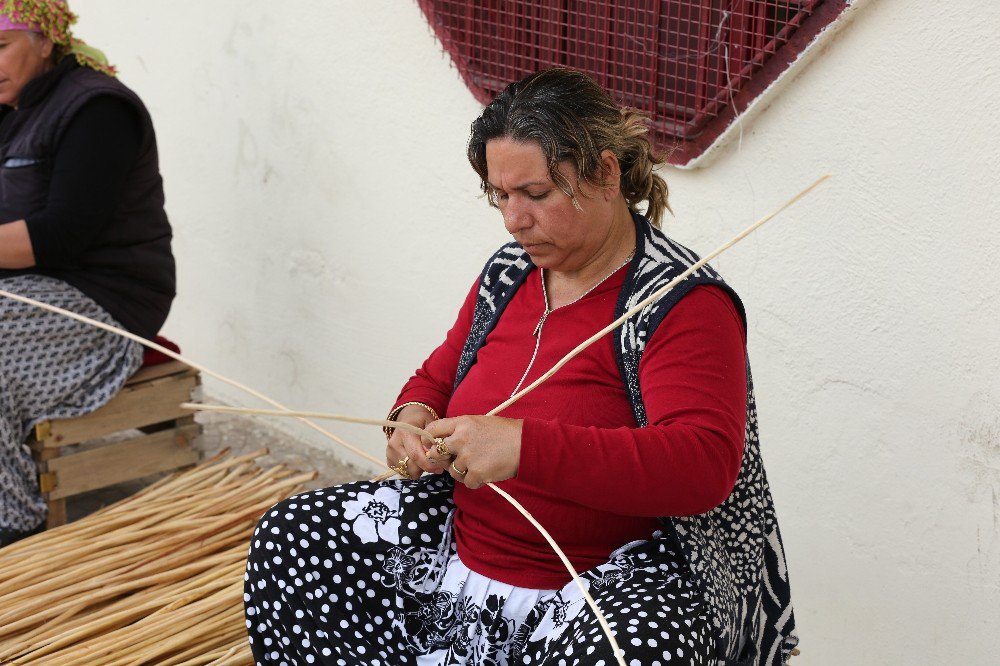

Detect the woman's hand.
[
  {"left": 423, "top": 416, "right": 523, "bottom": 490},
  {"left": 385, "top": 404, "right": 447, "bottom": 479},
  {"left": 0, "top": 221, "right": 36, "bottom": 269}
]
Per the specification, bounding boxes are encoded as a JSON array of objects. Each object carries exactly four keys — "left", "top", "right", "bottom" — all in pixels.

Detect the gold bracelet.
[{"left": 383, "top": 401, "right": 440, "bottom": 440}]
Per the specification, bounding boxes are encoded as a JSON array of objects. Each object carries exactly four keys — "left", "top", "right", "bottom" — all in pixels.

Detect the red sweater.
[{"left": 395, "top": 265, "right": 747, "bottom": 588}]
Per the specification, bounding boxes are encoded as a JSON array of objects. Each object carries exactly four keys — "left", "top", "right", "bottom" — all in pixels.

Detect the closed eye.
[{"left": 486, "top": 185, "right": 507, "bottom": 202}]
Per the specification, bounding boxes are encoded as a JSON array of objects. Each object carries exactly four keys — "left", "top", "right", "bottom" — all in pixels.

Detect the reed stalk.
[{"left": 0, "top": 451, "right": 305, "bottom": 665}]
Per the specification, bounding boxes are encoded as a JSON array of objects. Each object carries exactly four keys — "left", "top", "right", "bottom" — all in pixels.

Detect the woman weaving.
[
  {"left": 0, "top": 0, "right": 174, "bottom": 546},
  {"left": 245, "top": 69, "right": 797, "bottom": 664}
]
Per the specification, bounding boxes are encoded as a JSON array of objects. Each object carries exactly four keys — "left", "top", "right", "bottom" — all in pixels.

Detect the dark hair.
[{"left": 467, "top": 68, "right": 670, "bottom": 227}]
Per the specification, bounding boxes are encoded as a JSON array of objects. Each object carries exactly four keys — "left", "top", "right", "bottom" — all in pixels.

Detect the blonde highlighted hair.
[{"left": 467, "top": 68, "right": 670, "bottom": 227}]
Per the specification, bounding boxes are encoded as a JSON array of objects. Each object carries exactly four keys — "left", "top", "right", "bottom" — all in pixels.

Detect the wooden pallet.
[{"left": 30, "top": 360, "right": 203, "bottom": 528}]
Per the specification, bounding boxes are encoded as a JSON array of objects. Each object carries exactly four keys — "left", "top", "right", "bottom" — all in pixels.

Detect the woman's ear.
[
  {"left": 599, "top": 149, "right": 621, "bottom": 201},
  {"left": 37, "top": 36, "right": 55, "bottom": 60}
]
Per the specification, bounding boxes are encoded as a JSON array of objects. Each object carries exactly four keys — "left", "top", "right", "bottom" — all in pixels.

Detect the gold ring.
[
  {"left": 451, "top": 462, "right": 467, "bottom": 476},
  {"left": 434, "top": 439, "right": 453, "bottom": 458},
  {"left": 391, "top": 457, "right": 410, "bottom": 478}
]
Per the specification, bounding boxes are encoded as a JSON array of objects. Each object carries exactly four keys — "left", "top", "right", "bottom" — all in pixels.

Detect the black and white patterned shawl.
[{"left": 453, "top": 212, "right": 798, "bottom": 665}]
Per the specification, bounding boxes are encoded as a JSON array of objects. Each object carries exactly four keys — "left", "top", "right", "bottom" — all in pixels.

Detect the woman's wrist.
[{"left": 383, "top": 401, "right": 440, "bottom": 440}]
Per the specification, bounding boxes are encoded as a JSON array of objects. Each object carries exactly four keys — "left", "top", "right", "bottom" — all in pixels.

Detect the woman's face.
[
  {"left": 0, "top": 31, "right": 54, "bottom": 108},
  {"left": 485, "top": 137, "right": 615, "bottom": 273}
]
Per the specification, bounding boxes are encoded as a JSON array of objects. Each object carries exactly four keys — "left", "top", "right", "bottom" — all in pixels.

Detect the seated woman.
[
  {"left": 245, "top": 69, "right": 797, "bottom": 664},
  {"left": 0, "top": 0, "right": 174, "bottom": 546}
]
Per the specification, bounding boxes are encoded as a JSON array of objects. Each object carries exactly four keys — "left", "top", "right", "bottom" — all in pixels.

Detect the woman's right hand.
[{"left": 385, "top": 404, "right": 448, "bottom": 479}]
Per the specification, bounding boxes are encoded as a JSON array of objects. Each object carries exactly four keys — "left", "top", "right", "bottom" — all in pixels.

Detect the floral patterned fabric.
[{"left": 244, "top": 475, "right": 717, "bottom": 665}]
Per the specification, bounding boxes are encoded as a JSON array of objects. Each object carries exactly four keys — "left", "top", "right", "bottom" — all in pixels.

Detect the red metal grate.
[{"left": 417, "top": 1, "right": 848, "bottom": 166}]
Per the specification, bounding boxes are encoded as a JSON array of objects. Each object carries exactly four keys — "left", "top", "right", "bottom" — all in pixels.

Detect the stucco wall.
[{"left": 72, "top": 1, "right": 1000, "bottom": 662}]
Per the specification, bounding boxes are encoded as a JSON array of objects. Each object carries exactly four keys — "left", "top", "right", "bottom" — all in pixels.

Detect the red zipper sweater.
[{"left": 395, "top": 265, "right": 747, "bottom": 588}]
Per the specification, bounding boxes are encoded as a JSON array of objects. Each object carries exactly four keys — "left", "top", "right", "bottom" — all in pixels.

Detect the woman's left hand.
[{"left": 423, "top": 415, "right": 523, "bottom": 490}]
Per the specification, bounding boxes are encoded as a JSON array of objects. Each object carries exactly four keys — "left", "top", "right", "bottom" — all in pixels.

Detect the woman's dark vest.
[
  {"left": 0, "top": 59, "right": 175, "bottom": 338},
  {"left": 453, "top": 212, "right": 799, "bottom": 665}
]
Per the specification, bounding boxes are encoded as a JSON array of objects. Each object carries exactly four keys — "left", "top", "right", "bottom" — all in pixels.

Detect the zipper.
[
  {"left": 511, "top": 308, "right": 547, "bottom": 398},
  {"left": 510, "top": 248, "right": 634, "bottom": 400}
]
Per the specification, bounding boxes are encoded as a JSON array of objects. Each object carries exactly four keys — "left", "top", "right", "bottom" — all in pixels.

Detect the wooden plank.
[
  {"left": 126, "top": 361, "right": 196, "bottom": 386},
  {"left": 32, "top": 446, "right": 59, "bottom": 464},
  {"left": 38, "top": 472, "right": 58, "bottom": 494},
  {"left": 36, "top": 374, "right": 199, "bottom": 449},
  {"left": 46, "top": 424, "right": 201, "bottom": 500},
  {"left": 31, "top": 446, "right": 69, "bottom": 527},
  {"left": 33, "top": 447, "right": 60, "bottom": 493},
  {"left": 46, "top": 499, "right": 67, "bottom": 529},
  {"left": 34, "top": 420, "right": 52, "bottom": 442}
]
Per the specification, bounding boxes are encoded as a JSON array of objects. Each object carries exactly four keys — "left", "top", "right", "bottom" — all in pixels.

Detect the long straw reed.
[
  {"left": 0, "top": 287, "right": 384, "bottom": 471},
  {"left": 0, "top": 176, "right": 827, "bottom": 666},
  {"left": 0, "top": 450, "right": 309, "bottom": 665}
]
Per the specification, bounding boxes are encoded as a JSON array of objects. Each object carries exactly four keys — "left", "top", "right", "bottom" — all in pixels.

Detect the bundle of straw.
[{"left": 0, "top": 448, "right": 315, "bottom": 665}]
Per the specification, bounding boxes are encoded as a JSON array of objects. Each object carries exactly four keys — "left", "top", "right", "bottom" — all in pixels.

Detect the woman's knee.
[
  {"left": 248, "top": 483, "right": 380, "bottom": 567},
  {"left": 249, "top": 490, "right": 329, "bottom": 571}
]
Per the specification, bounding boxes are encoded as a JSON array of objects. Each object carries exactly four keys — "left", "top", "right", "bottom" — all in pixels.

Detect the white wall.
[{"left": 72, "top": 1, "right": 1000, "bottom": 662}]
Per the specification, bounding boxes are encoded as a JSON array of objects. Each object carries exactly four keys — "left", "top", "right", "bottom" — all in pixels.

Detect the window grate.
[{"left": 417, "top": 0, "right": 847, "bottom": 165}]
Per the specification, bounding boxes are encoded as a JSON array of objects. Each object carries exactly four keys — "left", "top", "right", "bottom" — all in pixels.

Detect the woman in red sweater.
[{"left": 245, "top": 69, "right": 797, "bottom": 665}]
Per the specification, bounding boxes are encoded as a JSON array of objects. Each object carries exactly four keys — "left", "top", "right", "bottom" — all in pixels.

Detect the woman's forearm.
[
  {"left": 518, "top": 285, "right": 748, "bottom": 517},
  {"left": 517, "top": 418, "right": 744, "bottom": 516},
  {"left": 0, "top": 220, "right": 36, "bottom": 269}
]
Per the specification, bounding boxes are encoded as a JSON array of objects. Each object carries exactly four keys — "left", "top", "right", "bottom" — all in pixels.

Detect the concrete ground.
[{"left": 67, "top": 411, "right": 368, "bottom": 522}]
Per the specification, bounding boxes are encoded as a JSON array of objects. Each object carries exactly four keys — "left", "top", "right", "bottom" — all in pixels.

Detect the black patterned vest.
[{"left": 454, "top": 212, "right": 799, "bottom": 665}]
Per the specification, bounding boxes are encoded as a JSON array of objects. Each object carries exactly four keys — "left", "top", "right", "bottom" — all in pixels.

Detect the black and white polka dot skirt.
[
  {"left": 0, "top": 275, "right": 142, "bottom": 537},
  {"left": 245, "top": 475, "right": 717, "bottom": 665}
]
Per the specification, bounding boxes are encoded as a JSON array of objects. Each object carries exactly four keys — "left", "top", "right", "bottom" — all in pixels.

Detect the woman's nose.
[{"left": 502, "top": 198, "right": 531, "bottom": 234}]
